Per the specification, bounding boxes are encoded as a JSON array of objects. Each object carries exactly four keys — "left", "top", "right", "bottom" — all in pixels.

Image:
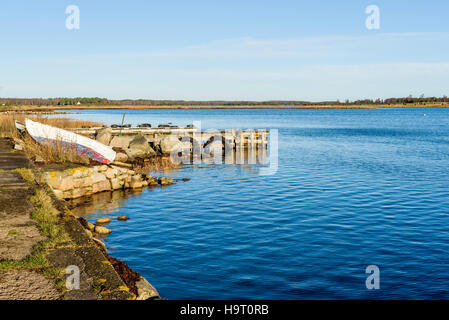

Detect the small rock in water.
[
  {"left": 117, "top": 216, "right": 130, "bottom": 221},
  {"left": 158, "top": 177, "right": 173, "bottom": 186},
  {"left": 94, "top": 226, "right": 112, "bottom": 235},
  {"left": 182, "top": 178, "right": 191, "bottom": 182},
  {"left": 146, "top": 176, "right": 159, "bottom": 186},
  {"left": 96, "top": 217, "right": 111, "bottom": 225}
]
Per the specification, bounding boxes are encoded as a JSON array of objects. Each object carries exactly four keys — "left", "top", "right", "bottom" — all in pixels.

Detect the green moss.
[
  {"left": 12, "top": 168, "right": 35, "bottom": 183},
  {"left": 0, "top": 189, "right": 74, "bottom": 278},
  {"left": 42, "top": 266, "right": 65, "bottom": 279},
  {"left": 7, "top": 229, "right": 23, "bottom": 237}
]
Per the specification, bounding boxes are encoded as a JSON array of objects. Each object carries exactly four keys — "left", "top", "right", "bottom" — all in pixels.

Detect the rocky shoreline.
[
  {"left": 0, "top": 137, "right": 163, "bottom": 300},
  {"left": 40, "top": 164, "right": 173, "bottom": 200},
  {"left": 39, "top": 163, "right": 175, "bottom": 299}
]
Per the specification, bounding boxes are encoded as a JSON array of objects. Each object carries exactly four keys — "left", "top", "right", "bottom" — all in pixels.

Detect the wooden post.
[
  {"left": 119, "top": 112, "right": 126, "bottom": 137},
  {"left": 260, "top": 130, "right": 267, "bottom": 150},
  {"left": 250, "top": 130, "right": 255, "bottom": 149}
]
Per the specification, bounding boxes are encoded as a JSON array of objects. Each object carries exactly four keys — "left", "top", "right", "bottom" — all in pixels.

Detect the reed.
[
  {"left": 0, "top": 114, "right": 102, "bottom": 134},
  {"left": 133, "top": 156, "right": 178, "bottom": 173},
  {"left": 21, "top": 134, "right": 91, "bottom": 165}
]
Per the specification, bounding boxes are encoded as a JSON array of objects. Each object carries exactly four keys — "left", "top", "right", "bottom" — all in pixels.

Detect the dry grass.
[
  {"left": 0, "top": 114, "right": 102, "bottom": 138},
  {"left": 21, "top": 134, "right": 91, "bottom": 165},
  {"left": 0, "top": 114, "right": 99, "bottom": 164},
  {"left": 2, "top": 103, "right": 449, "bottom": 112},
  {"left": 13, "top": 168, "right": 36, "bottom": 183},
  {"left": 133, "top": 156, "right": 178, "bottom": 174}
]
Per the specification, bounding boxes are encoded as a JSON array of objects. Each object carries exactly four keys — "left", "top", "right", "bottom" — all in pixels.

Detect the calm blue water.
[{"left": 66, "top": 108, "right": 449, "bottom": 299}]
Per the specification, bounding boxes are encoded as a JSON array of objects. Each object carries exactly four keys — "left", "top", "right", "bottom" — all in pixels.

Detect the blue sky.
[{"left": 0, "top": 0, "right": 448, "bottom": 101}]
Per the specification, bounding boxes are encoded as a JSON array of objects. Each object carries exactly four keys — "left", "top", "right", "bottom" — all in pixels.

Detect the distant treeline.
[{"left": 1, "top": 96, "right": 448, "bottom": 106}]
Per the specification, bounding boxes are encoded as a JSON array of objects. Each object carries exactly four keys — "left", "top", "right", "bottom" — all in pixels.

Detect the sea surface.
[{"left": 63, "top": 108, "right": 449, "bottom": 299}]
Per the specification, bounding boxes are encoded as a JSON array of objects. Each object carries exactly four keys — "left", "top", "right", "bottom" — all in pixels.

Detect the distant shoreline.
[{"left": 2, "top": 103, "right": 449, "bottom": 112}]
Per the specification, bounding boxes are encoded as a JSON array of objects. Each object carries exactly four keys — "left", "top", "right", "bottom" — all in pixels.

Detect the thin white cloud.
[
  {"left": 47, "top": 31, "right": 449, "bottom": 63},
  {"left": 161, "top": 62, "right": 449, "bottom": 79},
  {"left": 4, "top": 33, "right": 449, "bottom": 100},
  {"left": 133, "top": 32, "right": 449, "bottom": 59}
]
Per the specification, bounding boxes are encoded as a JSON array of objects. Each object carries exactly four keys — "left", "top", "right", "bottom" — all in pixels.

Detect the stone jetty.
[{"left": 74, "top": 125, "right": 270, "bottom": 163}]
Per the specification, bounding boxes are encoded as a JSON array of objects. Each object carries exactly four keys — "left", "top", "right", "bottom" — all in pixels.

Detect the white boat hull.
[{"left": 25, "top": 119, "right": 116, "bottom": 164}]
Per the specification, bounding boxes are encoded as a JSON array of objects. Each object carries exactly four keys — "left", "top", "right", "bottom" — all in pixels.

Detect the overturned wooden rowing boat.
[{"left": 25, "top": 119, "right": 116, "bottom": 164}]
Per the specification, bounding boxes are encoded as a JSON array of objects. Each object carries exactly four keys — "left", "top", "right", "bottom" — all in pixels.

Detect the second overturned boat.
[{"left": 25, "top": 119, "right": 116, "bottom": 164}]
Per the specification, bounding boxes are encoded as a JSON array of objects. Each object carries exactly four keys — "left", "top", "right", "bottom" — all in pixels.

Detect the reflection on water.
[
  {"left": 68, "top": 148, "right": 269, "bottom": 217},
  {"left": 178, "top": 147, "right": 269, "bottom": 165},
  {"left": 68, "top": 188, "right": 146, "bottom": 216}
]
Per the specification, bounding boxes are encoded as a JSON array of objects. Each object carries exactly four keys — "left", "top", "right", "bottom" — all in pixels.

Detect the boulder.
[
  {"left": 71, "top": 188, "right": 86, "bottom": 198},
  {"left": 129, "top": 175, "right": 143, "bottom": 189},
  {"left": 91, "top": 172, "right": 107, "bottom": 184},
  {"left": 95, "top": 127, "right": 112, "bottom": 146},
  {"left": 117, "top": 216, "right": 130, "bottom": 221},
  {"left": 126, "top": 134, "right": 156, "bottom": 160},
  {"left": 73, "top": 176, "right": 93, "bottom": 188},
  {"left": 92, "top": 180, "right": 111, "bottom": 193},
  {"left": 105, "top": 168, "right": 117, "bottom": 179},
  {"left": 110, "top": 136, "right": 132, "bottom": 149},
  {"left": 114, "top": 152, "right": 129, "bottom": 163},
  {"left": 110, "top": 178, "right": 123, "bottom": 190},
  {"left": 159, "top": 135, "right": 182, "bottom": 155},
  {"left": 48, "top": 175, "right": 74, "bottom": 192}
]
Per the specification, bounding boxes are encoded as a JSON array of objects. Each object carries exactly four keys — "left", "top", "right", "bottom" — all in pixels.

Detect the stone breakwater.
[{"left": 41, "top": 165, "right": 173, "bottom": 200}]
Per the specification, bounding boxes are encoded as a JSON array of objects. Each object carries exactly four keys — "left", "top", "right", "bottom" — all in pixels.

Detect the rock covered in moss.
[
  {"left": 158, "top": 177, "right": 173, "bottom": 186},
  {"left": 94, "top": 226, "right": 112, "bottom": 235},
  {"left": 87, "top": 222, "right": 95, "bottom": 231}
]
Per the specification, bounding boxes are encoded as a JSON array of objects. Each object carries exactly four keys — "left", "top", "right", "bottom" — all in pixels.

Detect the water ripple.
[{"left": 70, "top": 108, "right": 449, "bottom": 299}]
